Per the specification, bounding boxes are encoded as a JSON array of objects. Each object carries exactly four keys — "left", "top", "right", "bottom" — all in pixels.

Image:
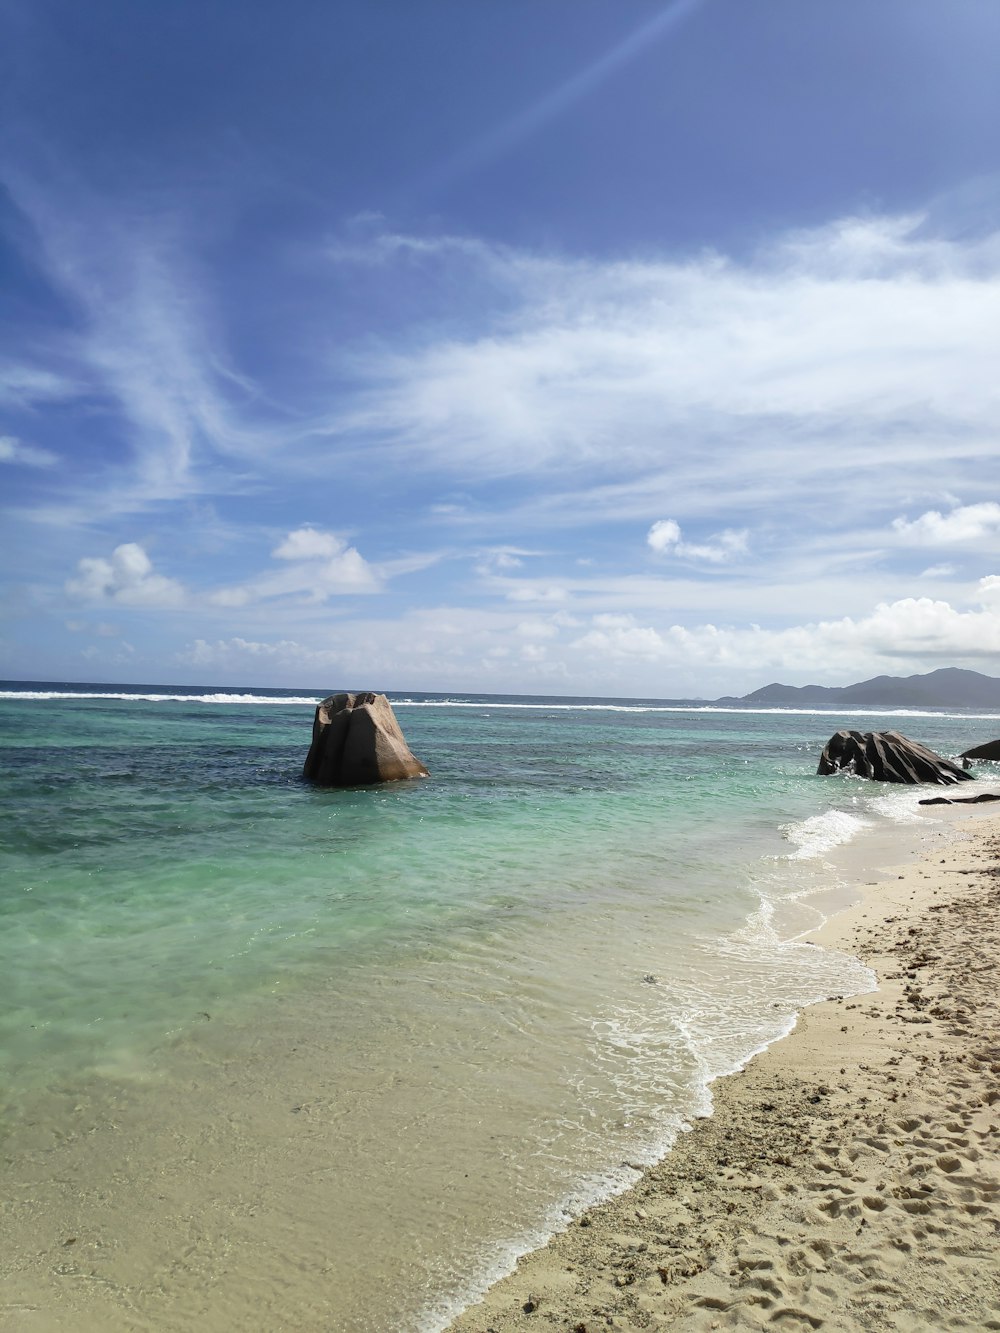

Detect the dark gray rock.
[
  {"left": 303, "top": 692, "right": 429, "bottom": 787},
  {"left": 959, "top": 739, "right": 1000, "bottom": 767},
  {"left": 919, "top": 792, "right": 1000, "bottom": 805},
  {"left": 817, "top": 730, "right": 972, "bottom": 785}
]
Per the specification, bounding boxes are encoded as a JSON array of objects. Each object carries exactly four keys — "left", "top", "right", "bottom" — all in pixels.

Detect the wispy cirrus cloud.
[
  {"left": 0, "top": 434, "right": 56, "bottom": 467},
  {"left": 0, "top": 364, "right": 77, "bottom": 408},
  {"left": 2, "top": 169, "right": 286, "bottom": 525},
  {"left": 325, "top": 214, "right": 1000, "bottom": 510}
]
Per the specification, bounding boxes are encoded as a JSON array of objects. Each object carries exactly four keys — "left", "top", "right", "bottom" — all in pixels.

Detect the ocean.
[{"left": 2, "top": 683, "right": 997, "bottom": 1332}]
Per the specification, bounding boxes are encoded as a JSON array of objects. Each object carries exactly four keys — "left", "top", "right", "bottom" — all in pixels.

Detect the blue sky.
[{"left": 3, "top": 0, "right": 1000, "bottom": 696}]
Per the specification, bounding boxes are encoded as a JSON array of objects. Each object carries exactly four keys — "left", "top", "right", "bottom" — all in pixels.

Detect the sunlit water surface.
[{"left": 2, "top": 685, "right": 996, "bottom": 1331}]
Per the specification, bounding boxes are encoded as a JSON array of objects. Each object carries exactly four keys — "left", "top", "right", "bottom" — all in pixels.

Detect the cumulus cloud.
[
  {"left": 164, "top": 585, "right": 1000, "bottom": 697},
  {"left": 572, "top": 596, "right": 1000, "bottom": 678},
  {"left": 209, "top": 527, "right": 382, "bottom": 605},
  {"left": 892, "top": 502, "right": 1000, "bottom": 546},
  {"left": 272, "top": 527, "right": 347, "bottom": 561},
  {"left": 65, "top": 542, "right": 184, "bottom": 608},
  {"left": 646, "top": 519, "right": 682, "bottom": 552},
  {"left": 647, "top": 519, "right": 749, "bottom": 563},
  {"left": 575, "top": 614, "right": 674, "bottom": 661}
]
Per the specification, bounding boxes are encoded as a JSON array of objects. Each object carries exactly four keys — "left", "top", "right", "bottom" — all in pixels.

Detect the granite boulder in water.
[
  {"left": 303, "top": 692, "right": 429, "bottom": 786},
  {"left": 960, "top": 739, "right": 1000, "bottom": 767},
  {"left": 817, "top": 730, "right": 971, "bottom": 785}
]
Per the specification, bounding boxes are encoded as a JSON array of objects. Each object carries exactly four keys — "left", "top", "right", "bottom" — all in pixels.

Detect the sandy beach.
[{"left": 448, "top": 807, "right": 1000, "bottom": 1332}]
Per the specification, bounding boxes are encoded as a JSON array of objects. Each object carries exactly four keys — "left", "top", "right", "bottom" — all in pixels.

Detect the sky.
[{"left": 2, "top": 0, "right": 1000, "bottom": 698}]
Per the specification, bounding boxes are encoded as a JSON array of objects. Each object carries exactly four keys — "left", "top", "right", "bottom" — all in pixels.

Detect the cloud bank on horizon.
[{"left": 3, "top": 0, "right": 1000, "bottom": 697}]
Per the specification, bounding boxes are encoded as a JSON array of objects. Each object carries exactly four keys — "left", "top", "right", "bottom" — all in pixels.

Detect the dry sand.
[{"left": 447, "top": 810, "right": 1000, "bottom": 1332}]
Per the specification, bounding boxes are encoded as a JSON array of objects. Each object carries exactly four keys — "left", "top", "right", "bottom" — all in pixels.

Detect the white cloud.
[
  {"left": 647, "top": 519, "right": 748, "bottom": 562},
  {"left": 272, "top": 527, "right": 347, "bottom": 561},
  {"left": 490, "top": 551, "right": 524, "bottom": 570},
  {"left": 575, "top": 616, "right": 671, "bottom": 661},
  {"left": 646, "top": 519, "right": 681, "bottom": 552},
  {"left": 163, "top": 586, "right": 1000, "bottom": 697},
  {"left": 514, "top": 619, "right": 559, "bottom": 640},
  {"left": 81, "top": 640, "right": 135, "bottom": 664},
  {"left": 206, "top": 586, "right": 252, "bottom": 608},
  {"left": 519, "top": 643, "right": 548, "bottom": 662},
  {"left": 506, "top": 584, "right": 568, "bottom": 603},
  {"left": 65, "top": 542, "right": 185, "bottom": 608},
  {"left": 0, "top": 435, "right": 57, "bottom": 467},
  {"left": 571, "top": 596, "right": 1000, "bottom": 679},
  {"left": 0, "top": 363, "right": 76, "bottom": 407},
  {"left": 13, "top": 194, "right": 1000, "bottom": 695},
  {"left": 182, "top": 636, "right": 327, "bottom": 668},
  {"left": 331, "top": 215, "right": 1000, "bottom": 513},
  {"left": 474, "top": 546, "right": 543, "bottom": 577},
  {"left": 209, "top": 527, "right": 382, "bottom": 605},
  {"left": 3, "top": 172, "right": 282, "bottom": 524},
  {"left": 892, "top": 502, "right": 1000, "bottom": 545}
]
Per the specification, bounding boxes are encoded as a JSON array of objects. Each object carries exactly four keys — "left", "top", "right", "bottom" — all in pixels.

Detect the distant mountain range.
[{"left": 718, "top": 667, "right": 1000, "bottom": 709}]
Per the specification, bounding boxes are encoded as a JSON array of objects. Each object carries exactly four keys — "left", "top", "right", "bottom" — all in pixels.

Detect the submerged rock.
[
  {"left": 817, "top": 730, "right": 972, "bottom": 785},
  {"left": 303, "top": 692, "right": 429, "bottom": 787}
]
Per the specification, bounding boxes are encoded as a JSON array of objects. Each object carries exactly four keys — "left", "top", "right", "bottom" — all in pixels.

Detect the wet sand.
[{"left": 447, "top": 809, "right": 1000, "bottom": 1332}]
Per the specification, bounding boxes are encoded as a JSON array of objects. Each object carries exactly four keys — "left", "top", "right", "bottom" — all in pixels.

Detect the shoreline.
[{"left": 445, "top": 805, "right": 1000, "bottom": 1332}]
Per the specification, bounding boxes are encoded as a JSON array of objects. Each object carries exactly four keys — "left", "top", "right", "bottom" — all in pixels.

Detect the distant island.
[{"left": 717, "top": 667, "right": 1000, "bottom": 710}]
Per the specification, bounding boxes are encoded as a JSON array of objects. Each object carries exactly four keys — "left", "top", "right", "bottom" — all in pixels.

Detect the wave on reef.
[
  {"left": 3, "top": 687, "right": 999, "bottom": 721},
  {"left": 0, "top": 690, "right": 322, "bottom": 705}
]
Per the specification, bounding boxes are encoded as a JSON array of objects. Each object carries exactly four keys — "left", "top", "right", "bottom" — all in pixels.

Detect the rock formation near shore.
[
  {"left": 302, "top": 692, "right": 429, "bottom": 786},
  {"left": 817, "top": 729, "right": 972, "bottom": 784},
  {"left": 960, "top": 738, "right": 1000, "bottom": 766},
  {"left": 919, "top": 791, "right": 1000, "bottom": 805}
]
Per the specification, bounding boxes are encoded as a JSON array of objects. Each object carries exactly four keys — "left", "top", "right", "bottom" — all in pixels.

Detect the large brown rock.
[
  {"left": 817, "top": 730, "right": 972, "bottom": 785},
  {"left": 303, "top": 692, "right": 429, "bottom": 787}
]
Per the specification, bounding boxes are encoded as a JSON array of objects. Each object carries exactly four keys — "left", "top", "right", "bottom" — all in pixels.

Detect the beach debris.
[
  {"left": 816, "top": 730, "right": 972, "bottom": 785},
  {"left": 960, "top": 738, "right": 1000, "bottom": 767},
  {"left": 302, "top": 692, "right": 429, "bottom": 787}
]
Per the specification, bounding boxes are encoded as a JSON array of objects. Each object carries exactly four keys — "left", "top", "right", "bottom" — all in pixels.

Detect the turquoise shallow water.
[{"left": 2, "top": 683, "right": 998, "bottom": 1330}]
